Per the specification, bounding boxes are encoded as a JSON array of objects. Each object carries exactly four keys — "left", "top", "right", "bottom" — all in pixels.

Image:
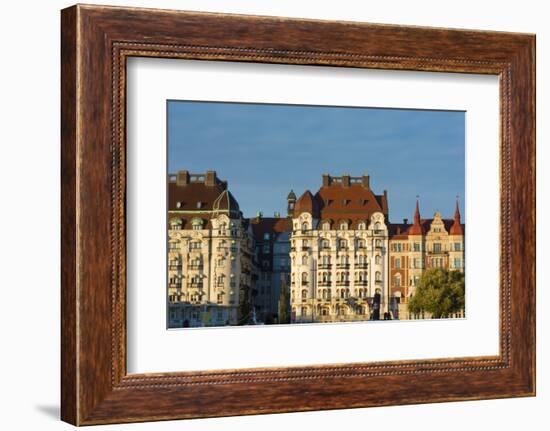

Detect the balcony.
[
  {"left": 355, "top": 280, "right": 368, "bottom": 286},
  {"left": 301, "top": 246, "right": 310, "bottom": 251},
  {"left": 168, "top": 264, "right": 182, "bottom": 271},
  {"left": 318, "top": 263, "right": 332, "bottom": 269},
  {"left": 373, "top": 230, "right": 384, "bottom": 235},
  {"left": 355, "top": 263, "right": 368, "bottom": 269},
  {"left": 375, "top": 280, "right": 383, "bottom": 285},
  {"left": 188, "top": 264, "right": 203, "bottom": 270},
  {"left": 301, "top": 281, "right": 309, "bottom": 286},
  {"left": 318, "top": 280, "right": 331, "bottom": 287},
  {"left": 188, "top": 283, "right": 204, "bottom": 289},
  {"left": 216, "top": 246, "right": 228, "bottom": 253},
  {"left": 427, "top": 250, "right": 449, "bottom": 255},
  {"left": 336, "top": 281, "right": 350, "bottom": 286},
  {"left": 336, "top": 263, "right": 350, "bottom": 269},
  {"left": 168, "top": 283, "right": 182, "bottom": 289}
]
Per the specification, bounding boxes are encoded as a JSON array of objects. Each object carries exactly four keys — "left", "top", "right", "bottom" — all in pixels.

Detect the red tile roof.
[
  {"left": 250, "top": 217, "right": 292, "bottom": 241},
  {"left": 293, "top": 175, "right": 388, "bottom": 228}
]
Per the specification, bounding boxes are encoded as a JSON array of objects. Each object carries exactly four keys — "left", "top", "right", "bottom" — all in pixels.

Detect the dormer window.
[
  {"left": 322, "top": 222, "right": 330, "bottom": 231},
  {"left": 176, "top": 201, "right": 182, "bottom": 209},
  {"left": 170, "top": 219, "right": 182, "bottom": 230},
  {"left": 339, "top": 222, "right": 348, "bottom": 230},
  {"left": 357, "top": 222, "right": 366, "bottom": 230},
  {"left": 196, "top": 201, "right": 203, "bottom": 209},
  {"left": 191, "top": 218, "right": 203, "bottom": 230}
]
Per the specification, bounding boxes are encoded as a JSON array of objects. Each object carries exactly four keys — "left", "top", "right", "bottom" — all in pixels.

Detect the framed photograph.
[{"left": 61, "top": 4, "right": 535, "bottom": 425}]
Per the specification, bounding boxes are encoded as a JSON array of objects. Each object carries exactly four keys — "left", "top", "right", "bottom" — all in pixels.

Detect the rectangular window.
[
  {"left": 395, "top": 258, "right": 401, "bottom": 268},
  {"left": 454, "top": 258, "right": 461, "bottom": 268},
  {"left": 433, "top": 243, "right": 441, "bottom": 252},
  {"left": 454, "top": 242, "right": 461, "bottom": 251},
  {"left": 413, "top": 242, "right": 420, "bottom": 252}
]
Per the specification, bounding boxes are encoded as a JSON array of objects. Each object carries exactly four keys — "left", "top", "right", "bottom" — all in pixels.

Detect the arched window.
[
  {"left": 322, "top": 255, "right": 330, "bottom": 265},
  {"left": 322, "top": 222, "right": 330, "bottom": 231},
  {"left": 301, "top": 255, "right": 308, "bottom": 265},
  {"left": 375, "top": 255, "right": 381, "bottom": 265},
  {"left": 322, "top": 239, "right": 330, "bottom": 249},
  {"left": 357, "top": 222, "right": 366, "bottom": 230},
  {"left": 357, "top": 239, "right": 365, "bottom": 249},
  {"left": 339, "top": 221, "right": 348, "bottom": 230},
  {"left": 192, "top": 218, "right": 203, "bottom": 230},
  {"left": 375, "top": 271, "right": 382, "bottom": 282},
  {"left": 393, "top": 274, "right": 401, "bottom": 287},
  {"left": 301, "top": 222, "right": 308, "bottom": 231},
  {"left": 301, "top": 272, "right": 308, "bottom": 283},
  {"left": 375, "top": 239, "right": 382, "bottom": 248},
  {"left": 301, "top": 289, "right": 308, "bottom": 299},
  {"left": 374, "top": 222, "right": 381, "bottom": 230},
  {"left": 339, "top": 239, "right": 347, "bottom": 249},
  {"left": 322, "top": 273, "right": 328, "bottom": 282}
]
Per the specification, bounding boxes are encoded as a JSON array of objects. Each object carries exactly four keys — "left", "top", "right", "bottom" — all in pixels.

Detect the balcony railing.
[
  {"left": 355, "top": 280, "right": 368, "bottom": 286},
  {"left": 318, "top": 263, "right": 332, "bottom": 269},
  {"left": 355, "top": 263, "right": 368, "bottom": 269},
  {"left": 318, "top": 281, "right": 331, "bottom": 286},
  {"left": 427, "top": 250, "right": 449, "bottom": 255},
  {"left": 302, "top": 246, "right": 310, "bottom": 251},
  {"left": 189, "top": 264, "right": 203, "bottom": 270},
  {"left": 168, "top": 264, "right": 182, "bottom": 271},
  {"left": 336, "top": 263, "right": 350, "bottom": 269},
  {"left": 375, "top": 280, "right": 383, "bottom": 285},
  {"left": 336, "top": 281, "right": 350, "bottom": 286},
  {"left": 188, "top": 283, "right": 204, "bottom": 289}
]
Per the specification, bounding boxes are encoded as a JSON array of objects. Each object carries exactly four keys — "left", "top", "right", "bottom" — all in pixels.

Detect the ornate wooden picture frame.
[{"left": 61, "top": 4, "right": 535, "bottom": 425}]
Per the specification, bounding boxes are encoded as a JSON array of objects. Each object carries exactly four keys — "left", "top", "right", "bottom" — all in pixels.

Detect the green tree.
[
  {"left": 408, "top": 268, "right": 465, "bottom": 318},
  {"left": 278, "top": 278, "right": 290, "bottom": 324},
  {"left": 238, "top": 285, "right": 251, "bottom": 325}
]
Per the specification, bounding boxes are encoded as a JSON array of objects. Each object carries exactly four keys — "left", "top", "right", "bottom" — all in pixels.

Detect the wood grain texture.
[{"left": 60, "top": 4, "right": 536, "bottom": 425}]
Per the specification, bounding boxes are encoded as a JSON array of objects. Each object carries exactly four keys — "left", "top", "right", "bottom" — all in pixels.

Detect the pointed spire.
[
  {"left": 450, "top": 195, "right": 463, "bottom": 235},
  {"left": 408, "top": 196, "right": 424, "bottom": 235}
]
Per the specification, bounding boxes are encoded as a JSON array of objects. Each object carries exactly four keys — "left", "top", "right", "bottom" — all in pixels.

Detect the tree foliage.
[
  {"left": 278, "top": 278, "right": 290, "bottom": 324},
  {"left": 408, "top": 268, "right": 465, "bottom": 318}
]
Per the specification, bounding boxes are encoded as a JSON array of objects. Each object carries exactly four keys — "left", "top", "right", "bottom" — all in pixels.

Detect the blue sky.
[{"left": 167, "top": 101, "right": 465, "bottom": 222}]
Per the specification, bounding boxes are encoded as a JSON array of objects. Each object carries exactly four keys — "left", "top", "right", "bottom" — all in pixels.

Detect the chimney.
[
  {"left": 403, "top": 218, "right": 408, "bottom": 224},
  {"left": 322, "top": 174, "right": 330, "bottom": 187},
  {"left": 342, "top": 175, "right": 350, "bottom": 187},
  {"left": 205, "top": 170, "right": 216, "bottom": 186},
  {"left": 176, "top": 170, "right": 190, "bottom": 186},
  {"left": 362, "top": 174, "right": 370, "bottom": 189}
]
